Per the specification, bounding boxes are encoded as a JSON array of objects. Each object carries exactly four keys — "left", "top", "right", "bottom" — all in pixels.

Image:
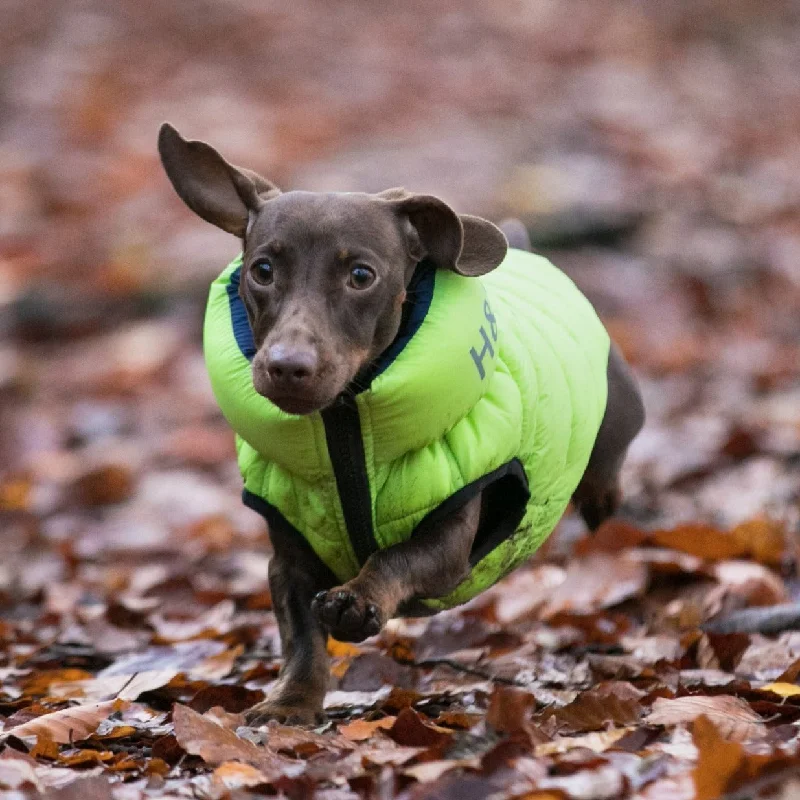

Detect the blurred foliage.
[{"left": 1, "top": 0, "right": 800, "bottom": 796}]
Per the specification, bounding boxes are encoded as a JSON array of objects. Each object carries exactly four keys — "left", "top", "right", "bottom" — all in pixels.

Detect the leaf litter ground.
[{"left": 2, "top": 1, "right": 800, "bottom": 797}]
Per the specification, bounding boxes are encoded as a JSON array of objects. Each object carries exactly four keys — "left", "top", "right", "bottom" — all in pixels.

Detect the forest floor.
[{"left": 2, "top": 0, "right": 800, "bottom": 797}]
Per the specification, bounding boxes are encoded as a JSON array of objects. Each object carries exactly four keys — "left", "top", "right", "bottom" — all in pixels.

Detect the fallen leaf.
[
  {"left": 6, "top": 700, "right": 128, "bottom": 744},
  {"left": 149, "top": 600, "right": 235, "bottom": 642},
  {"left": 98, "top": 641, "right": 227, "bottom": 676},
  {"left": 23, "top": 670, "right": 94, "bottom": 697},
  {"left": 171, "top": 703, "right": 302, "bottom": 777},
  {"left": 545, "top": 690, "right": 642, "bottom": 733},
  {"left": 0, "top": 755, "right": 42, "bottom": 791},
  {"left": 388, "top": 708, "right": 453, "bottom": 749},
  {"left": 730, "top": 518, "right": 787, "bottom": 566},
  {"left": 49, "top": 669, "right": 178, "bottom": 703},
  {"left": 403, "top": 759, "right": 478, "bottom": 783},
  {"left": 692, "top": 715, "right": 748, "bottom": 800},
  {"left": 535, "top": 727, "right": 635, "bottom": 756},
  {"left": 650, "top": 524, "right": 749, "bottom": 561},
  {"left": 189, "top": 644, "right": 244, "bottom": 681},
  {"left": 645, "top": 696, "right": 765, "bottom": 741},
  {"left": 72, "top": 464, "right": 135, "bottom": 506},
  {"left": 486, "top": 686, "right": 537, "bottom": 735},
  {"left": 57, "top": 749, "right": 114, "bottom": 767},
  {"left": 211, "top": 761, "right": 269, "bottom": 790},
  {"left": 339, "top": 717, "right": 396, "bottom": 741},
  {"left": 435, "top": 711, "right": 482, "bottom": 730},
  {"left": 761, "top": 682, "right": 800, "bottom": 698},
  {"left": 491, "top": 565, "right": 566, "bottom": 623},
  {"left": 30, "top": 733, "right": 60, "bottom": 760},
  {"left": 712, "top": 560, "right": 788, "bottom": 605},
  {"left": 575, "top": 519, "right": 648, "bottom": 554},
  {"left": 189, "top": 684, "right": 265, "bottom": 714},
  {"left": 541, "top": 553, "right": 648, "bottom": 617},
  {"left": 737, "top": 634, "right": 800, "bottom": 681}
]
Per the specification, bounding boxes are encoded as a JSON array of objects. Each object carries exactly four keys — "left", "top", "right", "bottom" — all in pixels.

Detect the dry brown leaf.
[
  {"left": 0, "top": 755, "right": 42, "bottom": 791},
  {"left": 491, "top": 565, "right": 566, "bottom": 623},
  {"left": 57, "top": 750, "right": 114, "bottom": 767},
  {"left": 403, "top": 759, "right": 479, "bottom": 783},
  {"left": 72, "top": 464, "right": 135, "bottom": 506},
  {"left": 49, "top": 669, "right": 178, "bottom": 703},
  {"left": 388, "top": 708, "right": 453, "bottom": 749},
  {"left": 486, "top": 686, "right": 537, "bottom": 735},
  {"left": 546, "top": 690, "right": 642, "bottom": 733},
  {"left": 650, "top": 524, "right": 749, "bottom": 561},
  {"left": 691, "top": 715, "right": 745, "bottom": 800},
  {"left": 541, "top": 553, "right": 648, "bottom": 617},
  {"left": 188, "top": 684, "right": 264, "bottom": 714},
  {"left": 211, "top": 761, "right": 269, "bottom": 791},
  {"left": 575, "top": 519, "right": 648, "bottom": 555},
  {"left": 149, "top": 600, "right": 235, "bottom": 642},
  {"left": 712, "top": 560, "right": 788, "bottom": 606},
  {"left": 338, "top": 717, "right": 396, "bottom": 741},
  {"left": 435, "top": 711, "right": 482, "bottom": 730},
  {"left": 6, "top": 700, "right": 128, "bottom": 744},
  {"left": 260, "top": 724, "right": 353, "bottom": 755},
  {"left": 645, "top": 696, "right": 765, "bottom": 741},
  {"left": 534, "top": 727, "right": 635, "bottom": 756},
  {"left": 189, "top": 644, "right": 244, "bottom": 681},
  {"left": 30, "top": 733, "right": 59, "bottom": 760},
  {"left": 22, "top": 670, "right": 94, "bottom": 697},
  {"left": 171, "top": 703, "right": 302, "bottom": 777},
  {"left": 731, "top": 518, "right": 787, "bottom": 566}
]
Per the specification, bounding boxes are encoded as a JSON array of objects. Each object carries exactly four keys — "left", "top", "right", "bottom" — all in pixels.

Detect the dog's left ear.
[{"left": 383, "top": 192, "right": 507, "bottom": 276}]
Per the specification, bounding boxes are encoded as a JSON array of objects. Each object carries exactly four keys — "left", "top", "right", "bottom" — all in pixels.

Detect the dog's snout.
[{"left": 266, "top": 345, "right": 318, "bottom": 387}]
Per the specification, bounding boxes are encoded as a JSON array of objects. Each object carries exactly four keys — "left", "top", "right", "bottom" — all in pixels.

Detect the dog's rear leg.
[
  {"left": 312, "top": 495, "right": 482, "bottom": 642},
  {"left": 573, "top": 344, "right": 645, "bottom": 531}
]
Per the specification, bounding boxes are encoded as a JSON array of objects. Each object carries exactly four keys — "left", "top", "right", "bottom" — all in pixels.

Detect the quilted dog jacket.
[{"left": 204, "top": 248, "right": 610, "bottom": 610}]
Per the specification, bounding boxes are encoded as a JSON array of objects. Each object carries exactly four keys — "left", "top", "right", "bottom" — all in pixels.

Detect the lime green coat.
[{"left": 204, "top": 249, "right": 610, "bottom": 610}]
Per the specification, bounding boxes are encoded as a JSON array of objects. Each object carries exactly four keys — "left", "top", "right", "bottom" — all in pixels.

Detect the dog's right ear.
[{"left": 157, "top": 123, "right": 280, "bottom": 237}]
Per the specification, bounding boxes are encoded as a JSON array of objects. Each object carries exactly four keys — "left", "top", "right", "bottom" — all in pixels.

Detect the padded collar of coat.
[{"left": 210, "top": 255, "right": 500, "bottom": 477}]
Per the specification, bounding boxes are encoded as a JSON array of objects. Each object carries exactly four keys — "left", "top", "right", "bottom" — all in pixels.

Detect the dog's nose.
[{"left": 266, "top": 345, "right": 317, "bottom": 388}]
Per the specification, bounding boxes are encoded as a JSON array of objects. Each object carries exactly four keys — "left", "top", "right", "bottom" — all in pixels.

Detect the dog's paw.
[
  {"left": 311, "top": 588, "right": 383, "bottom": 642},
  {"left": 578, "top": 485, "right": 622, "bottom": 532},
  {"left": 244, "top": 700, "right": 325, "bottom": 728}
]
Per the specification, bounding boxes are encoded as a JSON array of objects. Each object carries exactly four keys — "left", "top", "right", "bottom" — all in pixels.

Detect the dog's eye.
[
  {"left": 348, "top": 265, "right": 376, "bottom": 290},
  {"left": 251, "top": 260, "right": 274, "bottom": 285}
]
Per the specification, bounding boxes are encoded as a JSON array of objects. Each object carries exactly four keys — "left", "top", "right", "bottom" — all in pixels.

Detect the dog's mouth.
[
  {"left": 252, "top": 369, "right": 351, "bottom": 416},
  {"left": 266, "top": 391, "right": 332, "bottom": 416}
]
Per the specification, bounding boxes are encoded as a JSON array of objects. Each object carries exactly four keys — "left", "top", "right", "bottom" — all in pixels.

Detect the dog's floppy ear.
[
  {"left": 158, "top": 122, "right": 279, "bottom": 237},
  {"left": 382, "top": 191, "right": 507, "bottom": 276}
]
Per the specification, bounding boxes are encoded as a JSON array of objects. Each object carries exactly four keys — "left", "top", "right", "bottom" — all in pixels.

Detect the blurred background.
[{"left": 1, "top": 0, "right": 799, "bottom": 591}]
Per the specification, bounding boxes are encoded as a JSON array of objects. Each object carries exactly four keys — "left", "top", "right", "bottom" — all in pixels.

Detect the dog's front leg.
[
  {"left": 312, "top": 494, "right": 481, "bottom": 642},
  {"left": 245, "top": 545, "right": 330, "bottom": 726}
]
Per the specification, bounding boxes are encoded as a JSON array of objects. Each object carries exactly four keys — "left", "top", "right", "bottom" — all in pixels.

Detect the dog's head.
[{"left": 158, "top": 123, "right": 507, "bottom": 415}]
